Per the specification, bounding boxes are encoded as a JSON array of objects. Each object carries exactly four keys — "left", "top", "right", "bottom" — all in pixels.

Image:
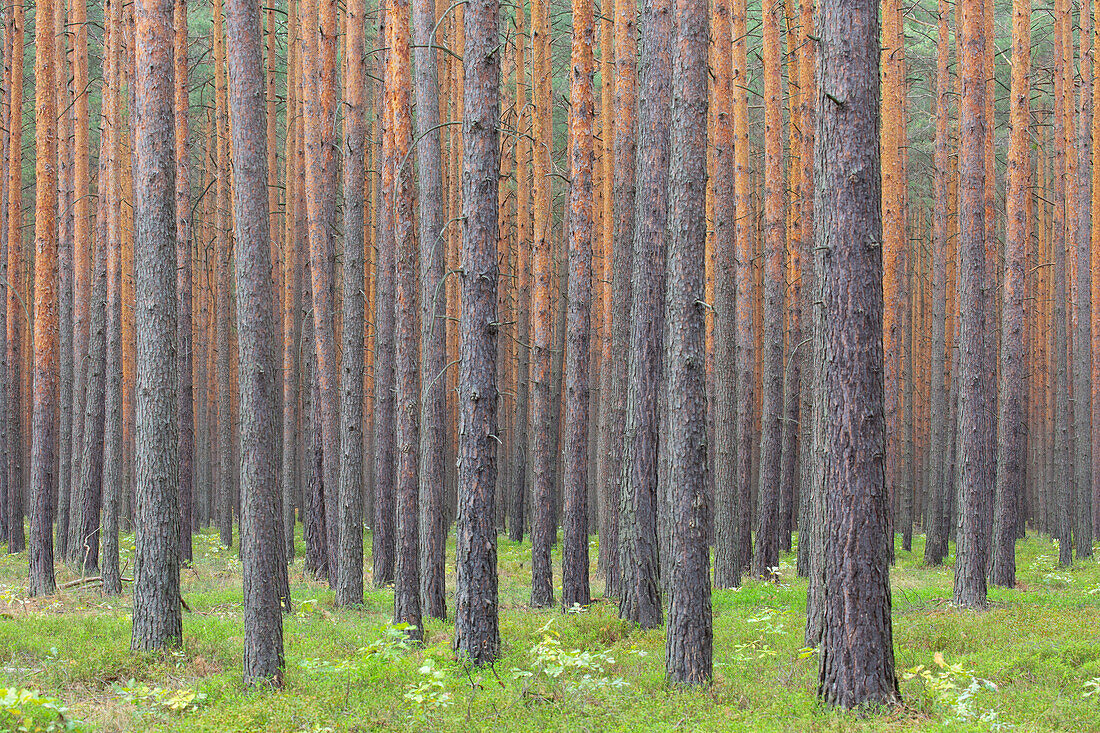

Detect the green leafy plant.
[
  {"left": 403, "top": 657, "right": 453, "bottom": 713},
  {"left": 0, "top": 687, "right": 83, "bottom": 732},
  {"left": 511, "top": 620, "right": 627, "bottom": 699},
  {"left": 113, "top": 679, "right": 207, "bottom": 713},
  {"left": 902, "top": 653, "right": 1009, "bottom": 729},
  {"left": 297, "top": 624, "right": 416, "bottom": 677}
]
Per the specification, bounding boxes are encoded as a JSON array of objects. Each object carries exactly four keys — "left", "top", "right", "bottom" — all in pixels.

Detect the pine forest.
[{"left": 0, "top": 0, "right": 1096, "bottom": 729}]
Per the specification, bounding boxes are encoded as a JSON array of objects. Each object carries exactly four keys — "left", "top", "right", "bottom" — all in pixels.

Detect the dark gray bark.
[
  {"left": 453, "top": 0, "right": 501, "bottom": 664},
  {"left": 372, "top": 2, "right": 397, "bottom": 586},
  {"left": 617, "top": 0, "right": 671, "bottom": 630},
  {"left": 413, "top": 0, "right": 447, "bottom": 620},
  {"left": 664, "top": 0, "right": 711, "bottom": 683},
  {"left": 924, "top": 0, "right": 950, "bottom": 567},
  {"left": 226, "top": 0, "right": 286, "bottom": 681},
  {"left": 953, "top": 0, "right": 992, "bottom": 606},
  {"left": 390, "top": 0, "right": 423, "bottom": 640},
  {"left": 814, "top": 0, "right": 899, "bottom": 707},
  {"left": 131, "top": 0, "right": 182, "bottom": 650},
  {"left": 336, "top": 0, "right": 367, "bottom": 609},
  {"left": 561, "top": 0, "right": 594, "bottom": 610},
  {"left": 175, "top": 0, "right": 194, "bottom": 566}
]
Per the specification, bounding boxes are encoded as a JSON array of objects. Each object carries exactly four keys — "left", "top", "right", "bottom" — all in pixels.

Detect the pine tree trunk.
[
  {"left": 599, "top": 0, "right": 637, "bottom": 607},
  {"left": 617, "top": 0, "right": 671, "bottom": 629},
  {"left": 389, "top": 0, "right": 423, "bottom": 638},
  {"left": 509, "top": 3, "right": 530, "bottom": 547},
  {"left": 1074, "top": 0, "right": 1094, "bottom": 560},
  {"left": 753, "top": 0, "right": 784, "bottom": 579},
  {"left": 731, "top": 0, "right": 753, "bottom": 576},
  {"left": 453, "top": 0, "right": 501, "bottom": 664},
  {"left": 529, "top": 0, "right": 555, "bottom": 608},
  {"left": 561, "top": 0, "right": 594, "bottom": 610},
  {"left": 990, "top": 0, "right": 1029, "bottom": 588},
  {"left": 28, "top": 0, "right": 59, "bottom": 597},
  {"left": 65, "top": 0, "right": 91, "bottom": 563},
  {"left": 6, "top": 0, "right": 25, "bottom": 557},
  {"left": 213, "top": 0, "right": 234, "bottom": 550},
  {"left": 281, "top": 0, "right": 301, "bottom": 563},
  {"left": 335, "top": 0, "right": 367, "bottom": 609},
  {"left": 814, "top": 0, "right": 899, "bottom": 706},
  {"left": 226, "top": 0, "right": 286, "bottom": 679},
  {"left": 664, "top": 0, "right": 711, "bottom": 683},
  {"left": 924, "top": 0, "right": 951, "bottom": 567},
  {"left": 0, "top": 18, "right": 10, "bottom": 552},
  {"left": 954, "top": 0, "right": 993, "bottom": 605},
  {"left": 413, "top": 0, "right": 447, "bottom": 620},
  {"left": 175, "top": 0, "right": 194, "bottom": 566},
  {"left": 131, "top": 0, "right": 182, "bottom": 650},
  {"left": 372, "top": 3, "right": 397, "bottom": 587},
  {"left": 1054, "top": 0, "right": 1073, "bottom": 569},
  {"left": 100, "top": 5, "right": 124, "bottom": 596},
  {"left": 711, "top": 0, "right": 737, "bottom": 590}
]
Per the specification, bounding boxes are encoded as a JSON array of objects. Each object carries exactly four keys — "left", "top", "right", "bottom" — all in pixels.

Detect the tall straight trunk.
[
  {"left": 131, "top": 0, "right": 182, "bottom": 650},
  {"left": 72, "top": 125, "right": 111, "bottom": 579},
  {"left": 305, "top": 348, "right": 328, "bottom": 577},
  {"left": 599, "top": 0, "right": 637, "bottom": 602},
  {"left": 373, "top": 4, "right": 397, "bottom": 587},
  {"left": 978, "top": 0, "right": 995, "bottom": 567},
  {"left": 1093, "top": 0, "right": 1100, "bottom": 541},
  {"left": 753, "top": 0, "right": 784, "bottom": 578},
  {"left": 561, "top": 0, "right": 594, "bottom": 609},
  {"left": 213, "top": 0, "right": 234, "bottom": 549},
  {"left": 389, "top": 0, "right": 423, "bottom": 638},
  {"left": 924, "top": 0, "right": 951, "bottom": 567},
  {"left": 100, "top": 6, "right": 123, "bottom": 596},
  {"left": 6, "top": 0, "right": 24, "bottom": 556},
  {"left": 814, "top": 0, "right": 899, "bottom": 707},
  {"left": 336, "top": 0, "right": 367, "bottom": 608},
  {"left": 226, "top": 0, "right": 286, "bottom": 680},
  {"left": 509, "top": 0, "right": 530, "bottom": 547},
  {"left": 1053, "top": 0, "right": 1073, "bottom": 569},
  {"left": 305, "top": 0, "right": 341, "bottom": 582},
  {"left": 453, "top": 0, "right": 501, "bottom": 664},
  {"left": 594, "top": 2, "right": 616, "bottom": 593},
  {"left": 795, "top": 0, "right": 817, "bottom": 579},
  {"left": 711, "top": 0, "right": 737, "bottom": 589},
  {"left": 618, "top": 0, "right": 671, "bottom": 629},
  {"left": 529, "top": 0, "right": 555, "bottom": 608},
  {"left": 66, "top": 0, "right": 91, "bottom": 562},
  {"left": 1075, "top": 0, "right": 1094, "bottom": 559},
  {"left": 778, "top": 0, "right": 802, "bottom": 555},
  {"left": 0, "top": 17, "right": 9, "bottom": 551},
  {"left": 881, "top": 0, "right": 904, "bottom": 558},
  {"left": 28, "top": 0, "right": 59, "bottom": 597},
  {"left": 414, "top": 0, "right": 447, "bottom": 618},
  {"left": 731, "top": 0, "right": 753, "bottom": 575},
  {"left": 990, "top": 0, "right": 1029, "bottom": 587},
  {"left": 953, "top": 0, "right": 992, "bottom": 606},
  {"left": 175, "top": 0, "right": 194, "bottom": 565},
  {"left": 55, "top": 0, "right": 73, "bottom": 571},
  {"left": 69, "top": 118, "right": 110, "bottom": 575},
  {"left": 550, "top": 251, "right": 567, "bottom": 533},
  {"left": 75, "top": 200, "right": 108, "bottom": 581},
  {"left": 281, "top": 0, "right": 301, "bottom": 561},
  {"left": 664, "top": 0, "right": 711, "bottom": 682}
]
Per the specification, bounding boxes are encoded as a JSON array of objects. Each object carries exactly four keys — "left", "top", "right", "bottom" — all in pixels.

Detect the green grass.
[{"left": 0, "top": 529, "right": 1098, "bottom": 731}]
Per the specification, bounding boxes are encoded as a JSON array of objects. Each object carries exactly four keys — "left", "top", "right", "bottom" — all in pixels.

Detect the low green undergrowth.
[{"left": 0, "top": 529, "right": 1096, "bottom": 731}]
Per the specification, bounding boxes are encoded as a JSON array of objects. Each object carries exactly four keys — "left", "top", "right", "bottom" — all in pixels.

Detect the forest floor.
[{"left": 0, "top": 530, "right": 1097, "bottom": 732}]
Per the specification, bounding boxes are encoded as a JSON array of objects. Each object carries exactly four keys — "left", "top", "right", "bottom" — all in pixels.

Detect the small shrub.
[{"left": 0, "top": 687, "right": 83, "bottom": 732}]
